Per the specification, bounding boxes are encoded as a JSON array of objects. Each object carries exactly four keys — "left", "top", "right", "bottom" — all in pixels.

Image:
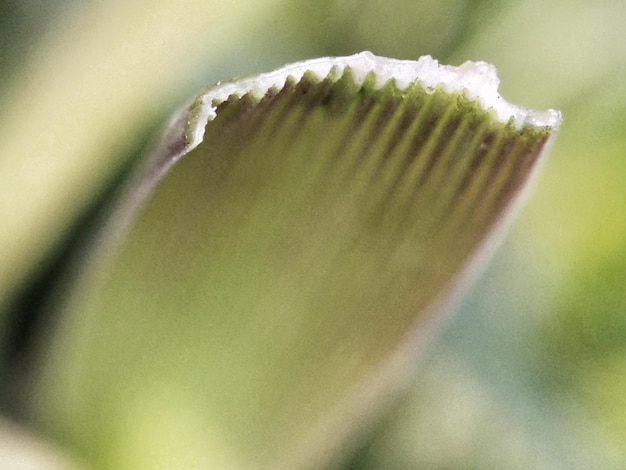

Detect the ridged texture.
[{"left": 35, "top": 68, "right": 553, "bottom": 470}]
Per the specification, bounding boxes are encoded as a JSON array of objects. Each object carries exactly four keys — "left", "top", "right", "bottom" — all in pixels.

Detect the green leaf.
[
  {"left": 0, "top": 0, "right": 285, "bottom": 316},
  {"left": 31, "top": 52, "right": 560, "bottom": 469}
]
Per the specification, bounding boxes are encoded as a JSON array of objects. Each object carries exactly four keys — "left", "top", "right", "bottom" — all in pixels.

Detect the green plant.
[
  {"left": 3, "top": 2, "right": 626, "bottom": 469},
  {"left": 4, "top": 51, "right": 559, "bottom": 468}
]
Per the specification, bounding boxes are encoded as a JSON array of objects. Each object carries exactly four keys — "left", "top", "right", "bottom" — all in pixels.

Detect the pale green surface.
[
  {"left": 0, "top": 0, "right": 287, "bottom": 313},
  {"left": 34, "top": 69, "right": 551, "bottom": 469},
  {"left": 0, "top": 417, "right": 78, "bottom": 470},
  {"left": 1, "top": 0, "right": 625, "bottom": 468}
]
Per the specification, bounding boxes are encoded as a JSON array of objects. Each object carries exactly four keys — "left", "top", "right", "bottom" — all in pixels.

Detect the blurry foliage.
[
  {"left": 0, "top": 0, "right": 625, "bottom": 468},
  {"left": 0, "top": 0, "right": 67, "bottom": 80}
]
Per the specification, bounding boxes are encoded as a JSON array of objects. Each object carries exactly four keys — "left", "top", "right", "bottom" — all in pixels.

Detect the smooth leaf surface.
[{"left": 0, "top": 0, "right": 286, "bottom": 316}]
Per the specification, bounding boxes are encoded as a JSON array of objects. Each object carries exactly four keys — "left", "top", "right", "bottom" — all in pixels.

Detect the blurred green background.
[{"left": 1, "top": 0, "right": 625, "bottom": 468}]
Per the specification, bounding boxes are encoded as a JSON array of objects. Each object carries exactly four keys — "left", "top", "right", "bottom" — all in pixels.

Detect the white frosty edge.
[{"left": 187, "top": 51, "right": 562, "bottom": 149}]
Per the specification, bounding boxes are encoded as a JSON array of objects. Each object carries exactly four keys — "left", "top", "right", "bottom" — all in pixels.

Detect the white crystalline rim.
[{"left": 187, "top": 51, "right": 562, "bottom": 149}]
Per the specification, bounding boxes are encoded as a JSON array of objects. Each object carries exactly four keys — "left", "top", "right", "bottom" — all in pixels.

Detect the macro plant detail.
[
  {"left": 4, "top": 2, "right": 626, "bottom": 468},
  {"left": 15, "top": 53, "right": 561, "bottom": 469}
]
